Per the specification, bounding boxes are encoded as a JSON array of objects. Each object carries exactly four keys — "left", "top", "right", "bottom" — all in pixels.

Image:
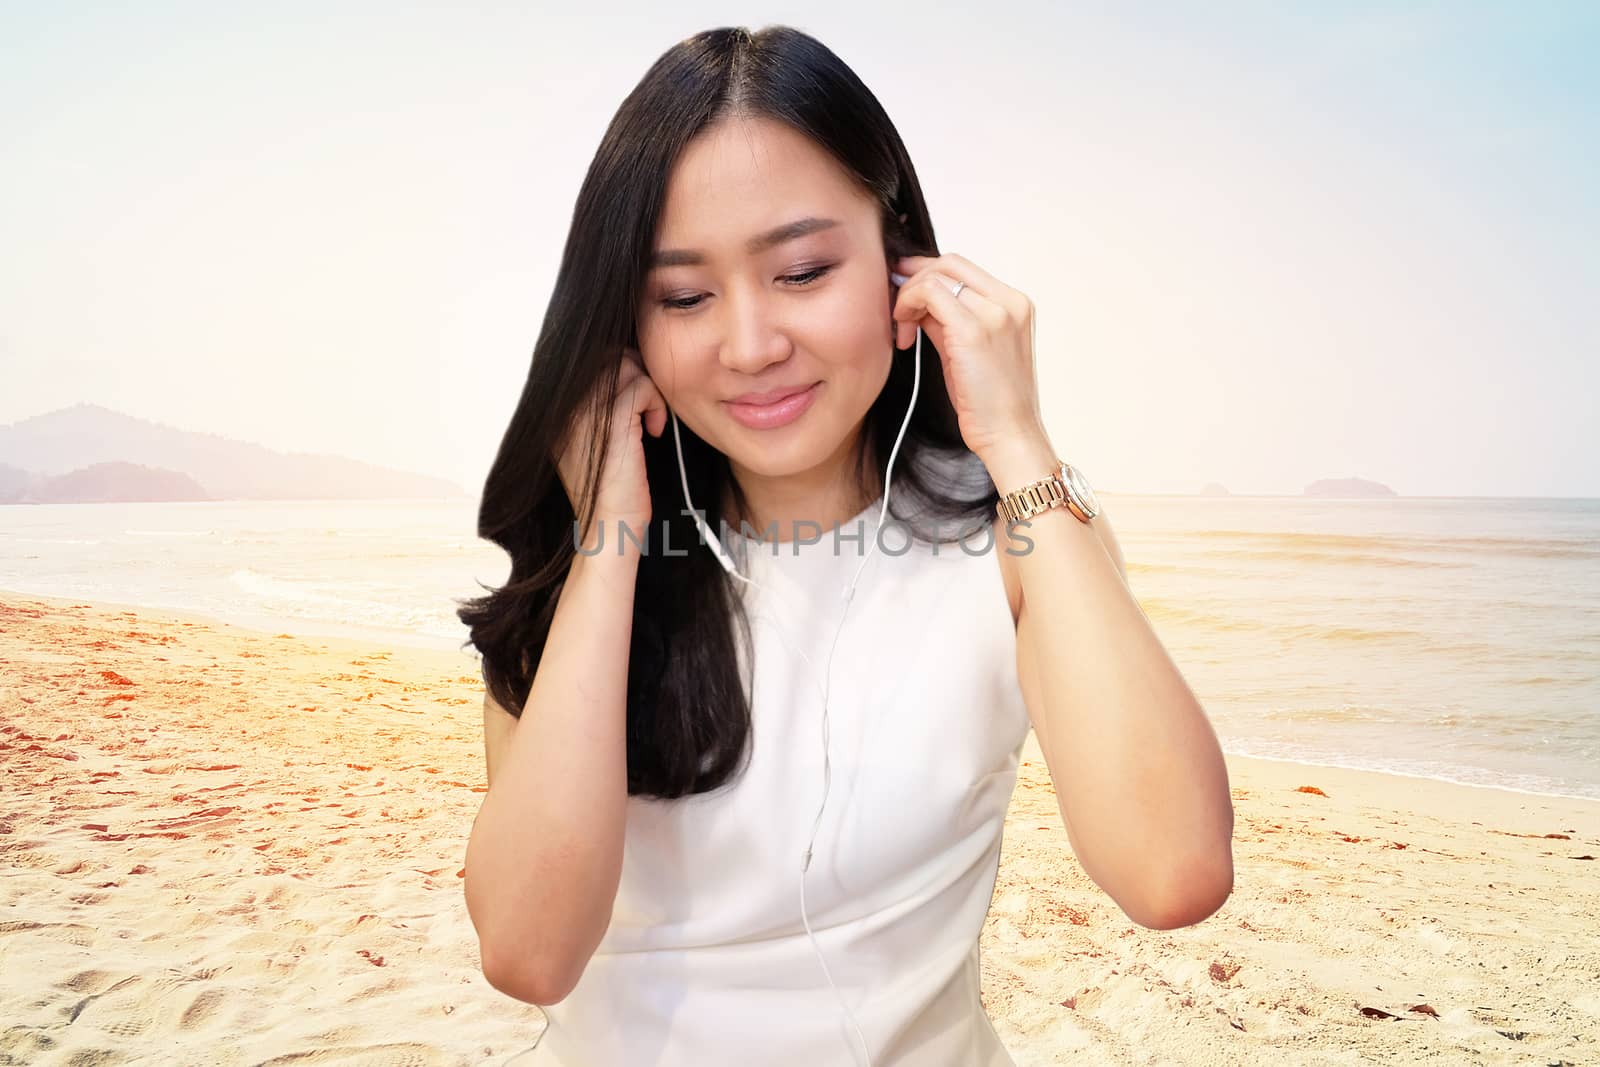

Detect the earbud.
[{"left": 890, "top": 270, "right": 910, "bottom": 349}]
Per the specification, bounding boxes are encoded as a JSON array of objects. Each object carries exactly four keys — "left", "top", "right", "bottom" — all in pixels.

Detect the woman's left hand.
[{"left": 891, "top": 253, "right": 1048, "bottom": 466}]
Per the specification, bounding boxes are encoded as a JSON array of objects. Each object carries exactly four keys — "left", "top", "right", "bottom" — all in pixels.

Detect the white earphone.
[{"left": 665, "top": 269, "right": 920, "bottom": 1067}]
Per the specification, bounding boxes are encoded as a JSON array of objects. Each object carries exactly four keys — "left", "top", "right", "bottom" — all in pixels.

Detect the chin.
[
  {"left": 724, "top": 438, "right": 816, "bottom": 475},
  {"left": 723, "top": 424, "right": 838, "bottom": 474}
]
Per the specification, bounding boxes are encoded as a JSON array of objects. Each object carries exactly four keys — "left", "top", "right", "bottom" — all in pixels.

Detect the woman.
[{"left": 459, "top": 24, "right": 1234, "bottom": 1067}]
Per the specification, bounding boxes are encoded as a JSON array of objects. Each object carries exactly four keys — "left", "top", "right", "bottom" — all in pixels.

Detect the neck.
[{"left": 722, "top": 426, "right": 882, "bottom": 544}]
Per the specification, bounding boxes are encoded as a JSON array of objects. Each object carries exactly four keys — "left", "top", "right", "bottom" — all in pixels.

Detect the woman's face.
[{"left": 635, "top": 115, "right": 895, "bottom": 487}]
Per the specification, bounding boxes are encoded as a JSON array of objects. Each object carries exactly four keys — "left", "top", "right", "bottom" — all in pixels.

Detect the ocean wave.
[
  {"left": 10, "top": 537, "right": 104, "bottom": 545},
  {"left": 1183, "top": 528, "right": 1600, "bottom": 560},
  {"left": 1220, "top": 741, "right": 1600, "bottom": 802}
]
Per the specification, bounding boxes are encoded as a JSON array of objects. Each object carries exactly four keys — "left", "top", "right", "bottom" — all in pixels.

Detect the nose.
[{"left": 717, "top": 284, "right": 793, "bottom": 375}]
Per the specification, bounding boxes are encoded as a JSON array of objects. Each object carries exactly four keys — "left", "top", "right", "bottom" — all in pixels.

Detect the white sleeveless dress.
[{"left": 517, "top": 485, "right": 1032, "bottom": 1066}]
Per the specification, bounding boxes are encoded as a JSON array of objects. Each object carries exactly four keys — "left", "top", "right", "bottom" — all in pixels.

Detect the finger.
[
  {"left": 618, "top": 351, "right": 645, "bottom": 390},
  {"left": 617, "top": 352, "right": 658, "bottom": 419},
  {"left": 915, "top": 265, "right": 998, "bottom": 340},
  {"left": 893, "top": 269, "right": 985, "bottom": 348},
  {"left": 626, "top": 371, "right": 668, "bottom": 439},
  {"left": 895, "top": 253, "right": 1029, "bottom": 325},
  {"left": 640, "top": 381, "right": 668, "bottom": 438}
]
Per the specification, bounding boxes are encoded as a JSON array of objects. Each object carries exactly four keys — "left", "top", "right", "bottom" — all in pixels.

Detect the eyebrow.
[{"left": 648, "top": 216, "right": 841, "bottom": 271}]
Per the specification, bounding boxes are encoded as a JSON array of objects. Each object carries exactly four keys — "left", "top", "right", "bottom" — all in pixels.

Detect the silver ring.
[{"left": 950, "top": 281, "right": 967, "bottom": 299}]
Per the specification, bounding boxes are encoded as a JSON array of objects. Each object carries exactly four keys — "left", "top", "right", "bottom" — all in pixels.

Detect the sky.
[{"left": 1, "top": 1, "right": 1595, "bottom": 498}]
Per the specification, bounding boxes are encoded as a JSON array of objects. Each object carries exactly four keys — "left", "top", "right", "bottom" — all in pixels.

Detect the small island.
[{"left": 1303, "top": 477, "right": 1397, "bottom": 499}]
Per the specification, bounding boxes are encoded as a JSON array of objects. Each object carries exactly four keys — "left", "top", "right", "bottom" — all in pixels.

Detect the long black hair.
[{"left": 455, "top": 24, "right": 1000, "bottom": 800}]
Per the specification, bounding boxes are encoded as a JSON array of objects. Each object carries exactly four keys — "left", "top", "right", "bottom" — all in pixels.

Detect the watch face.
[{"left": 1063, "top": 465, "right": 1100, "bottom": 518}]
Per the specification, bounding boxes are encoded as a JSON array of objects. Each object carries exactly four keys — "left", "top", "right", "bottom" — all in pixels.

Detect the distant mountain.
[
  {"left": 1199, "top": 482, "right": 1231, "bottom": 496},
  {"left": 0, "top": 403, "right": 468, "bottom": 504},
  {"left": 1304, "top": 476, "right": 1397, "bottom": 498},
  {"left": 25, "top": 461, "right": 211, "bottom": 504}
]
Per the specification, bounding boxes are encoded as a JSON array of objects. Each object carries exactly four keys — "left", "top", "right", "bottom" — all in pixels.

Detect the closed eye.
[
  {"left": 659, "top": 265, "right": 836, "bottom": 312},
  {"left": 781, "top": 264, "right": 833, "bottom": 288}
]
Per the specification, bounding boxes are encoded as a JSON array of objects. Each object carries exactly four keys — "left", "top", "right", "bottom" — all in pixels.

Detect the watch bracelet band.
[{"left": 995, "top": 459, "right": 1069, "bottom": 524}]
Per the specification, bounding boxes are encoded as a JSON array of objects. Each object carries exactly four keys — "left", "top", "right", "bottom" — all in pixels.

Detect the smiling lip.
[
  {"left": 725, "top": 382, "right": 820, "bottom": 430},
  {"left": 729, "top": 383, "right": 816, "bottom": 405}
]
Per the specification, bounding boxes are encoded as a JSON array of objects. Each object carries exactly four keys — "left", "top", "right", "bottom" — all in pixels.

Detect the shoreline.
[
  {"left": 1209, "top": 747, "right": 1600, "bottom": 807},
  {"left": 5, "top": 585, "right": 1593, "bottom": 807},
  {"left": 0, "top": 584, "right": 476, "bottom": 659}
]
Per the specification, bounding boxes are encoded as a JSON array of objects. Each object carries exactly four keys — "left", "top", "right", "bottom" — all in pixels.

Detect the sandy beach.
[{"left": 2, "top": 590, "right": 1596, "bottom": 1066}]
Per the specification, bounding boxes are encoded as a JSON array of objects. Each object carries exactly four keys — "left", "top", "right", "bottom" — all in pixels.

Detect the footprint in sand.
[
  {"left": 71, "top": 981, "right": 156, "bottom": 1038},
  {"left": 3, "top": 919, "right": 96, "bottom": 947},
  {"left": 176, "top": 987, "right": 227, "bottom": 1030},
  {"left": 58, "top": 968, "right": 120, "bottom": 994}
]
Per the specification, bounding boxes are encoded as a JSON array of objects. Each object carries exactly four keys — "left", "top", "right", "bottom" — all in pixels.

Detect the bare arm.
[{"left": 464, "top": 540, "right": 641, "bottom": 1004}]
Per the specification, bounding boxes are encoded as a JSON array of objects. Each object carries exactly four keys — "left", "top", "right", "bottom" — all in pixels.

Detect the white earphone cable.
[{"left": 667, "top": 323, "right": 922, "bottom": 1067}]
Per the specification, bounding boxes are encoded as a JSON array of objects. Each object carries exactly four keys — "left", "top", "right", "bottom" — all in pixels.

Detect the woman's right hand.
[{"left": 553, "top": 346, "right": 669, "bottom": 538}]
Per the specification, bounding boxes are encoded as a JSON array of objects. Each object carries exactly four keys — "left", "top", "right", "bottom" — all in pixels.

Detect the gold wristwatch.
[{"left": 996, "top": 459, "right": 1100, "bottom": 524}]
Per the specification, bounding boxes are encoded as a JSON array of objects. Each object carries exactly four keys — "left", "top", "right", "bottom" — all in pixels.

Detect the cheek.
[
  {"left": 816, "top": 286, "right": 893, "bottom": 359},
  {"left": 641, "top": 345, "right": 717, "bottom": 417}
]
